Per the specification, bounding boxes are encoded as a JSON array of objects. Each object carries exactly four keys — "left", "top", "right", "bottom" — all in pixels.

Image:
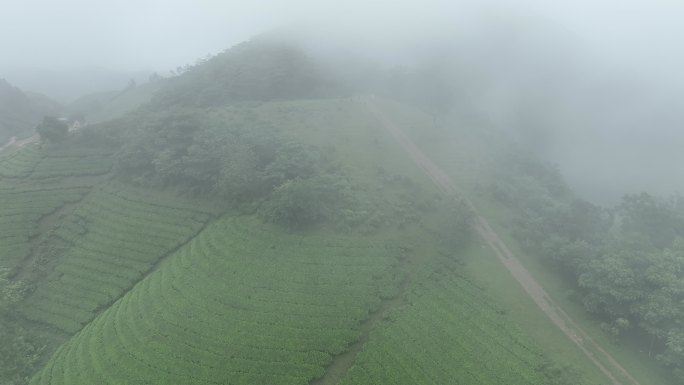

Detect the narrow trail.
[
  {"left": 366, "top": 99, "right": 642, "bottom": 385},
  {"left": 0, "top": 136, "right": 17, "bottom": 153}
]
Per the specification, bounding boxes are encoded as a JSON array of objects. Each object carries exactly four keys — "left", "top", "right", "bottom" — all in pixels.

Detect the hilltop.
[{"left": 151, "top": 37, "right": 343, "bottom": 109}]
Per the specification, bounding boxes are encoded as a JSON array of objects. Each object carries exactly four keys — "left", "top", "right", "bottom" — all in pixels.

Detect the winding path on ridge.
[{"left": 366, "top": 99, "right": 641, "bottom": 385}]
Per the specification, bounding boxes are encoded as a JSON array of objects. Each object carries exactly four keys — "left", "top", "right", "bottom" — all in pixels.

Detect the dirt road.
[{"left": 366, "top": 100, "right": 641, "bottom": 385}]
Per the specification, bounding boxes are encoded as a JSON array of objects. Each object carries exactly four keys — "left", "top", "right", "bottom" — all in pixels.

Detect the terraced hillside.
[
  {"left": 0, "top": 145, "right": 115, "bottom": 274},
  {"left": 0, "top": 184, "right": 89, "bottom": 274},
  {"left": 30, "top": 217, "right": 400, "bottom": 385},
  {"left": 339, "top": 256, "right": 548, "bottom": 385},
  {"left": 0, "top": 143, "right": 217, "bottom": 337},
  {"left": 21, "top": 184, "right": 215, "bottom": 334},
  {"left": 0, "top": 145, "right": 113, "bottom": 179}
]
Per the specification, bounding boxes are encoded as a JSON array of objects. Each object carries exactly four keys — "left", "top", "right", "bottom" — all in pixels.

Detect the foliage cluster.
[
  {"left": 105, "top": 107, "right": 364, "bottom": 229},
  {"left": 257, "top": 173, "right": 355, "bottom": 228},
  {"left": 489, "top": 150, "right": 684, "bottom": 381},
  {"left": 35, "top": 117, "right": 68, "bottom": 144},
  {"left": 431, "top": 197, "right": 475, "bottom": 250}
]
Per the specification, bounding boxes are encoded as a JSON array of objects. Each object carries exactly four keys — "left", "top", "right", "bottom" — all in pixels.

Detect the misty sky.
[{"left": 2, "top": 0, "right": 684, "bottom": 73}]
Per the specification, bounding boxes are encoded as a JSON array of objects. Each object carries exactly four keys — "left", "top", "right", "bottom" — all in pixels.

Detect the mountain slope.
[
  {"left": 0, "top": 79, "right": 63, "bottom": 142},
  {"left": 2, "top": 35, "right": 667, "bottom": 385},
  {"left": 68, "top": 80, "right": 164, "bottom": 124},
  {"left": 30, "top": 216, "right": 399, "bottom": 385},
  {"left": 18, "top": 96, "right": 599, "bottom": 385}
]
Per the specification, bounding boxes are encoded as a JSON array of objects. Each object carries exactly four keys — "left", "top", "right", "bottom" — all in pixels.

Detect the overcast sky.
[{"left": 1, "top": 0, "right": 684, "bottom": 73}]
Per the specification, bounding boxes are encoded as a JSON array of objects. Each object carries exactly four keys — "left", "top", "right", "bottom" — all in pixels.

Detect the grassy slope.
[{"left": 379, "top": 98, "right": 677, "bottom": 385}]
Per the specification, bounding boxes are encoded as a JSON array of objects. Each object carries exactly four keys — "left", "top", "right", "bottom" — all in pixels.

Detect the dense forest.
[{"left": 490, "top": 151, "right": 684, "bottom": 382}]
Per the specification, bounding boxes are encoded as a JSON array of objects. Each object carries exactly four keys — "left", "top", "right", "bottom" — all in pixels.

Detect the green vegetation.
[
  {"left": 381, "top": 97, "right": 679, "bottom": 384},
  {"left": 0, "top": 143, "right": 116, "bottom": 275},
  {"left": 0, "top": 184, "right": 89, "bottom": 274},
  {"left": 258, "top": 174, "right": 357, "bottom": 228},
  {"left": 5, "top": 92, "right": 575, "bottom": 385},
  {"left": 339, "top": 255, "right": 554, "bottom": 385},
  {"left": 0, "top": 141, "right": 215, "bottom": 379},
  {"left": 0, "top": 269, "right": 45, "bottom": 385},
  {"left": 0, "top": 146, "right": 43, "bottom": 177},
  {"left": 36, "top": 117, "right": 68, "bottom": 144},
  {"left": 0, "top": 142, "right": 123, "bottom": 383},
  {"left": 30, "top": 217, "right": 399, "bottom": 385},
  {"left": 0, "top": 145, "right": 113, "bottom": 179},
  {"left": 4, "top": 35, "right": 674, "bottom": 385},
  {"left": 486, "top": 151, "right": 684, "bottom": 382},
  {"left": 112, "top": 107, "right": 303, "bottom": 199},
  {"left": 21, "top": 184, "right": 214, "bottom": 333}
]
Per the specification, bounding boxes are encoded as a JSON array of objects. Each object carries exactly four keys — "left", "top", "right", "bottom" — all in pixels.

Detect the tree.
[
  {"left": 36, "top": 116, "right": 68, "bottom": 143},
  {"left": 258, "top": 174, "right": 353, "bottom": 229}
]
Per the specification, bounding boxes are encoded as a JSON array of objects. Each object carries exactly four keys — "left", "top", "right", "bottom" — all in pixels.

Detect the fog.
[
  {"left": 4, "top": 0, "right": 684, "bottom": 72},
  {"left": 3, "top": 0, "right": 684, "bottom": 203}
]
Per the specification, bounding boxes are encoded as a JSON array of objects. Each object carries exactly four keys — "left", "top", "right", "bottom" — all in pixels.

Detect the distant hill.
[
  {"left": 0, "top": 67, "right": 152, "bottom": 103},
  {"left": 152, "top": 37, "right": 343, "bottom": 108},
  {"left": 68, "top": 80, "right": 164, "bottom": 124},
  {"left": 66, "top": 38, "right": 340, "bottom": 123},
  {"left": 0, "top": 79, "right": 63, "bottom": 143}
]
